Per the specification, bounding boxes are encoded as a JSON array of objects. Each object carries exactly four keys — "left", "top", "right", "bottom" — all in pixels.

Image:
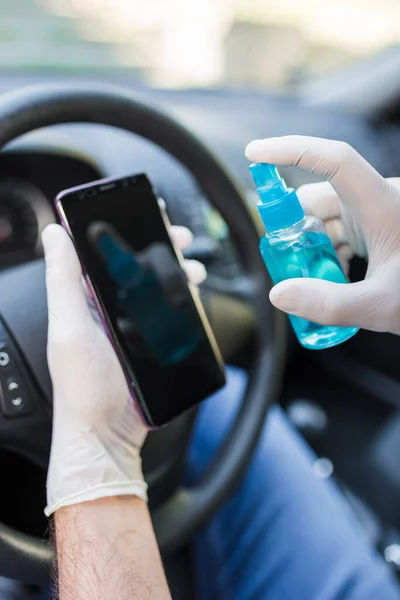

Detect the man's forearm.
[{"left": 54, "top": 497, "right": 171, "bottom": 600}]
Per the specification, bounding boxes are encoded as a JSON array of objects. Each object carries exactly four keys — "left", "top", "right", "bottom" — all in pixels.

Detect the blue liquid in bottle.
[{"left": 250, "top": 162, "right": 358, "bottom": 350}]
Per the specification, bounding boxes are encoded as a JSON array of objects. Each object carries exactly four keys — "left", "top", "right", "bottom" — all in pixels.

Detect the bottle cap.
[{"left": 249, "top": 162, "right": 304, "bottom": 232}]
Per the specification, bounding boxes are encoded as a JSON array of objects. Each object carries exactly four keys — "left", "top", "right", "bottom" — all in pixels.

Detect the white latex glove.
[
  {"left": 245, "top": 135, "right": 400, "bottom": 335},
  {"left": 43, "top": 223, "right": 206, "bottom": 517}
]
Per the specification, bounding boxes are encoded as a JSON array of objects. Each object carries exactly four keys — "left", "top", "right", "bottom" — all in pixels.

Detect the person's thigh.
[
  {"left": 0, "top": 577, "right": 36, "bottom": 600},
  {"left": 186, "top": 366, "right": 400, "bottom": 600}
]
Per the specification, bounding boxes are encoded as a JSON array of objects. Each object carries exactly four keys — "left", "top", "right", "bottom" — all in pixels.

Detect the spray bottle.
[{"left": 249, "top": 162, "right": 358, "bottom": 349}]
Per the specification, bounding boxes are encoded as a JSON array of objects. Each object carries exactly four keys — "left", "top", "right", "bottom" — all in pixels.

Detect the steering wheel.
[{"left": 0, "top": 83, "right": 285, "bottom": 584}]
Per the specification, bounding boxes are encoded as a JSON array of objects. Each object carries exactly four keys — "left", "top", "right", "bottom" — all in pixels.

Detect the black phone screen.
[{"left": 56, "top": 174, "right": 225, "bottom": 427}]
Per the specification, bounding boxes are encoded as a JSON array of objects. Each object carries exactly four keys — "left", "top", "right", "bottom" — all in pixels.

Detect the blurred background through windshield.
[{"left": 2, "top": 0, "right": 400, "bottom": 89}]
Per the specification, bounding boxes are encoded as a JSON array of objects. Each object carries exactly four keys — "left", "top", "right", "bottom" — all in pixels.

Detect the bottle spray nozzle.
[
  {"left": 249, "top": 163, "right": 286, "bottom": 194},
  {"left": 249, "top": 162, "right": 304, "bottom": 232}
]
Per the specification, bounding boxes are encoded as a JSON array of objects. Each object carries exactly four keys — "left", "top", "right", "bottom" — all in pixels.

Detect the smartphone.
[{"left": 55, "top": 173, "right": 225, "bottom": 427}]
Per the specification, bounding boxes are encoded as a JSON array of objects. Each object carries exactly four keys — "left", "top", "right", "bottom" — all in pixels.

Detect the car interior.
[{"left": 2, "top": 2, "right": 400, "bottom": 598}]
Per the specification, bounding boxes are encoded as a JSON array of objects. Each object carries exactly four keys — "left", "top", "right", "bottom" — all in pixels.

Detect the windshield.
[{"left": 2, "top": 0, "right": 399, "bottom": 88}]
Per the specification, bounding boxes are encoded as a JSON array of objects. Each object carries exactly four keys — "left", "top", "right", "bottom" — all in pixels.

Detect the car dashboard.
[
  {"left": 0, "top": 151, "right": 102, "bottom": 268},
  {"left": 0, "top": 83, "right": 399, "bottom": 280}
]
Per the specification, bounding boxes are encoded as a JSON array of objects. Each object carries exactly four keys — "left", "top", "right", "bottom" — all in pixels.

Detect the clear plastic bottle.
[{"left": 249, "top": 162, "right": 358, "bottom": 350}]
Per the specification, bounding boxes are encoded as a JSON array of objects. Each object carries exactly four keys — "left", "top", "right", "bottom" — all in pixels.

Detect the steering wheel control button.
[
  {"left": 0, "top": 376, "right": 32, "bottom": 418},
  {"left": 0, "top": 350, "right": 10, "bottom": 367},
  {"left": 7, "top": 379, "right": 19, "bottom": 391}
]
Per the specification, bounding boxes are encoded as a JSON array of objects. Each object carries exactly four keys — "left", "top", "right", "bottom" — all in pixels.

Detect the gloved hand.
[
  {"left": 245, "top": 135, "right": 400, "bottom": 335},
  {"left": 43, "top": 223, "right": 205, "bottom": 516}
]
